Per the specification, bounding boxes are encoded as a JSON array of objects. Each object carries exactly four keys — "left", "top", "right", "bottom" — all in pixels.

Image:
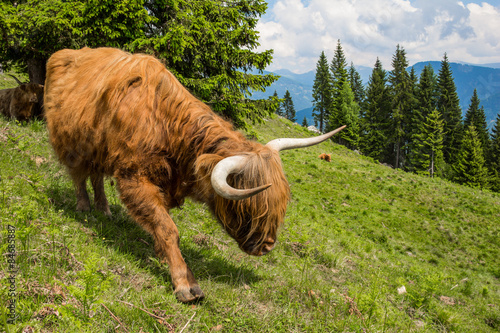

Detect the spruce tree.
[
  {"left": 302, "top": 117, "right": 308, "bottom": 127},
  {"left": 331, "top": 40, "right": 348, "bottom": 84},
  {"left": 437, "top": 53, "right": 463, "bottom": 165},
  {"left": 359, "top": 58, "right": 392, "bottom": 162},
  {"left": 273, "top": 90, "right": 285, "bottom": 117},
  {"left": 416, "top": 64, "right": 438, "bottom": 120},
  {"left": 283, "top": 90, "right": 296, "bottom": 123},
  {"left": 453, "top": 125, "right": 489, "bottom": 189},
  {"left": 349, "top": 62, "right": 365, "bottom": 105},
  {"left": 408, "top": 66, "right": 420, "bottom": 126},
  {"left": 335, "top": 80, "right": 360, "bottom": 149},
  {"left": 408, "top": 64, "right": 439, "bottom": 171},
  {"left": 389, "top": 45, "right": 415, "bottom": 169},
  {"left": 329, "top": 40, "right": 349, "bottom": 133},
  {"left": 490, "top": 114, "right": 500, "bottom": 192},
  {"left": 312, "top": 51, "right": 333, "bottom": 132},
  {"left": 464, "top": 89, "right": 490, "bottom": 160},
  {"left": 413, "top": 109, "right": 444, "bottom": 177}
]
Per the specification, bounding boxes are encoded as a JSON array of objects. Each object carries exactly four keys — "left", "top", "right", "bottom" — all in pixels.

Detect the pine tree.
[
  {"left": 490, "top": 114, "right": 500, "bottom": 192},
  {"left": 437, "top": 53, "right": 463, "bottom": 165},
  {"left": 412, "top": 109, "right": 445, "bottom": 177},
  {"left": 283, "top": 90, "right": 296, "bottom": 123},
  {"left": 349, "top": 62, "right": 365, "bottom": 105},
  {"left": 408, "top": 64, "right": 439, "bottom": 171},
  {"left": 331, "top": 40, "right": 348, "bottom": 84},
  {"left": 409, "top": 66, "right": 420, "bottom": 122},
  {"left": 453, "top": 125, "right": 489, "bottom": 189},
  {"left": 464, "top": 89, "right": 490, "bottom": 160},
  {"left": 329, "top": 40, "right": 349, "bottom": 133},
  {"left": 273, "top": 90, "right": 285, "bottom": 117},
  {"left": 335, "top": 80, "right": 359, "bottom": 149},
  {"left": 389, "top": 45, "right": 415, "bottom": 169},
  {"left": 416, "top": 64, "right": 438, "bottom": 120},
  {"left": 359, "top": 58, "right": 392, "bottom": 162},
  {"left": 404, "top": 66, "right": 420, "bottom": 171},
  {"left": 312, "top": 51, "right": 333, "bottom": 132},
  {"left": 302, "top": 117, "right": 308, "bottom": 127}
]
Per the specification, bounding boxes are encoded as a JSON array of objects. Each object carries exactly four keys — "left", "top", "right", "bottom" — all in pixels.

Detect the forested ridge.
[{"left": 287, "top": 41, "right": 500, "bottom": 192}]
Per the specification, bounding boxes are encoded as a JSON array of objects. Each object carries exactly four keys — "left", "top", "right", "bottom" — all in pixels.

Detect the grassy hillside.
[
  {"left": 0, "top": 72, "right": 28, "bottom": 89},
  {"left": 0, "top": 115, "right": 499, "bottom": 332}
]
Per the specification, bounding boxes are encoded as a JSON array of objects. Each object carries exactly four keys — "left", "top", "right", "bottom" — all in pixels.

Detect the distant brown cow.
[
  {"left": 319, "top": 153, "right": 331, "bottom": 162},
  {"left": 44, "top": 47, "right": 345, "bottom": 302},
  {"left": 0, "top": 83, "right": 44, "bottom": 121}
]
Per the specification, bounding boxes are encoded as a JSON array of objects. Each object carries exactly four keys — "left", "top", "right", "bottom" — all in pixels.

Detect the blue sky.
[{"left": 256, "top": 0, "right": 500, "bottom": 73}]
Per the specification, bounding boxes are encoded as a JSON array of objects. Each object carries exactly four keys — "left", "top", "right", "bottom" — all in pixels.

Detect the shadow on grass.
[{"left": 45, "top": 182, "right": 262, "bottom": 288}]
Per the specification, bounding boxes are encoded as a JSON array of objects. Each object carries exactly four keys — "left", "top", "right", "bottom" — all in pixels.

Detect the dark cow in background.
[
  {"left": 44, "top": 47, "right": 345, "bottom": 302},
  {"left": 0, "top": 83, "right": 44, "bottom": 121}
]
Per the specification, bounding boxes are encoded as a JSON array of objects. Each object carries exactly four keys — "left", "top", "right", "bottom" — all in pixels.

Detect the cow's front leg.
[{"left": 116, "top": 176, "right": 204, "bottom": 302}]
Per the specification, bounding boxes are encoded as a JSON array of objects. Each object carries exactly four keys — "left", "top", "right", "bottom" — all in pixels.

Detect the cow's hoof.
[
  {"left": 175, "top": 286, "right": 205, "bottom": 303},
  {"left": 97, "top": 205, "right": 112, "bottom": 217}
]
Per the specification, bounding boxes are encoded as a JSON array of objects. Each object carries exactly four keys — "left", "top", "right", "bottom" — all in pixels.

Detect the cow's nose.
[
  {"left": 260, "top": 242, "right": 275, "bottom": 255},
  {"left": 259, "top": 237, "right": 275, "bottom": 255}
]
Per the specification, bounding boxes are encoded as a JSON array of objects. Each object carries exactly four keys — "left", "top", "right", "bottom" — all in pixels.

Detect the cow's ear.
[
  {"left": 19, "top": 84, "right": 28, "bottom": 92},
  {"left": 194, "top": 154, "right": 224, "bottom": 180}
]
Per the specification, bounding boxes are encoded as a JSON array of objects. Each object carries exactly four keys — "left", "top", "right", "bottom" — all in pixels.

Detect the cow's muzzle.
[{"left": 242, "top": 237, "right": 276, "bottom": 256}]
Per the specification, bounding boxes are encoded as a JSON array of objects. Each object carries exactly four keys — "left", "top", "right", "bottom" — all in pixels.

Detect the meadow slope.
[{"left": 0, "top": 112, "right": 499, "bottom": 332}]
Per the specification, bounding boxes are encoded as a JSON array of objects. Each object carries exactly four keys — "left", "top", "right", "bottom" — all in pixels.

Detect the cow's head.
[
  {"left": 202, "top": 126, "right": 346, "bottom": 256},
  {"left": 19, "top": 83, "right": 44, "bottom": 103},
  {"left": 14, "top": 84, "right": 44, "bottom": 120}
]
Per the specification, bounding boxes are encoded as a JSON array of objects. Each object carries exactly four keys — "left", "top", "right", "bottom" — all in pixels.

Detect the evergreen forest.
[{"left": 301, "top": 40, "right": 500, "bottom": 192}]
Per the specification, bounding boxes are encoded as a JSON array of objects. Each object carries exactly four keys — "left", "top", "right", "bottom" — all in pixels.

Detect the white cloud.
[
  {"left": 256, "top": 0, "right": 500, "bottom": 73},
  {"left": 467, "top": 3, "right": 500, "bottom": 51}
]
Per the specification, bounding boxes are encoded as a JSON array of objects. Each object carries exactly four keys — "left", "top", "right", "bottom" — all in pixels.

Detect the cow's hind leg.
[
  {"left": 68, "top": 169, "right": 91, "bottom": 213},
  {"left": 116, "top": 175, "right": 204, "bottom": 303},
  {"left": 90, "top": 173, "right": 111, "bottom": 217}
]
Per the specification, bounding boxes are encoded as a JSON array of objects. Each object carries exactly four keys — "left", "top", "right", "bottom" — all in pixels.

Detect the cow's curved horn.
[
  {"left": 7, "top": 74, "right": 24, "bottom": 85},
  {"left": 265, "top": 125, "right": 346, "bottom": 151},
  {"left": 211, "top": 155, "right": 272, "bottom": 200}
]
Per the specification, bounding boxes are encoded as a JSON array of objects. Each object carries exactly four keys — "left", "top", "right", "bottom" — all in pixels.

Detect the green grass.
[
  {"left": 0, "top": 114, "right": 499, "bottom": 332},
  {"left": 0, "top": 72, "right": 28, "bottom": 89}
]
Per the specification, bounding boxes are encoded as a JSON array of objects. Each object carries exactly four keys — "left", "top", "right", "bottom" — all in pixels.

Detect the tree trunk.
[
  {"left": 430, "top": 150, "right": 434, "bottom": 178},
  {"left": 319, "top": 109, "right": 323, "bottom": 133},
  {"left": 27, "top": 58, "right": 47, "bottom": 85},
  {"left": 395, "top": 140, "right": 400, "bottom": 169}
]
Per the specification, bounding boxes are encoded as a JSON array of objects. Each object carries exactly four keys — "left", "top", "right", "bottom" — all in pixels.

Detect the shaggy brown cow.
[
  {"left": 319, "top": 153, "right": 331, "bottom": 162},
  {"left": 44, "top": 47, "right": 345, "bottom": 302},
  {"left": 0, "top": 83, "right": 44, "bottom": 121}
]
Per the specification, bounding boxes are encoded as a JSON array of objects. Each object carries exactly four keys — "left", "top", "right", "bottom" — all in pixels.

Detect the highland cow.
[
  {"left": 44, "top": 47, "right": 345, "bottom": 302},
  {"left": 319, "top": 153, "right": 331, "bottom": 162},
  {"left": 0, "top": 83, "right": 44, "bottom": 121}
]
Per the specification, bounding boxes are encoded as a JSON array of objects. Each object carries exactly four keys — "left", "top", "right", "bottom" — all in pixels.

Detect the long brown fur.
[
  {"left": 319, "top": 153, "right": 331, "bottom": 162},
  {"left": 44, "top": 47, "right": 290, "bottom": 302}
]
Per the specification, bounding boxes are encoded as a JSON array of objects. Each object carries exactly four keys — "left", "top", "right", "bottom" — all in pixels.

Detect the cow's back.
[{"left": 44, "top": 47, "right": 175, "bottom": 174}]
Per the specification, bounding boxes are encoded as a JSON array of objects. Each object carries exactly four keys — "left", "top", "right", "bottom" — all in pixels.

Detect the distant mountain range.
[{"left": 250, "top": 62, "right": 500, "bottom": 129}]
